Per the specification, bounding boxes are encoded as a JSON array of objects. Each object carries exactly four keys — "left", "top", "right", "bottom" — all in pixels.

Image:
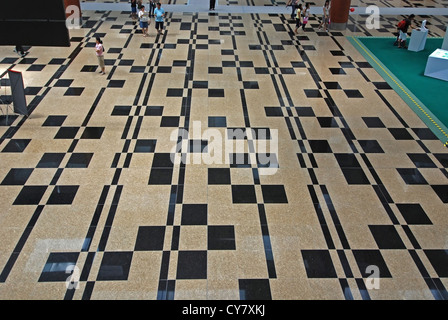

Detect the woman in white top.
[
  {"left": 138, "top": 5, "right": 150, "bottom": 37},
  {"left": 95, "top": 37, "right": 106, "bottom": 75},
  {"left": 301, "top": 3, "right": 310, "bottom": 31},
  {"left": 318, "top": 0, "right": 330, "bottom": 32}
]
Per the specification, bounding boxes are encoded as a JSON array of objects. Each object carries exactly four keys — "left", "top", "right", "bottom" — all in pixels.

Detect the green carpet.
[{"left": 348, "top": 36, "right": 448, "bottom": 145}]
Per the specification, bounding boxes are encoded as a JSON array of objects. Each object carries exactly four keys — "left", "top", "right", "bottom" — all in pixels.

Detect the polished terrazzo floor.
[{"left": 0, "top": 1, "right": 447, "bottom": 300}]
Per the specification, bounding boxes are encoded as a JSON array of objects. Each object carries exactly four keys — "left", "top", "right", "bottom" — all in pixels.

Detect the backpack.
[{"left": 397, "top": 19, "right": 406, "bottom": 30}]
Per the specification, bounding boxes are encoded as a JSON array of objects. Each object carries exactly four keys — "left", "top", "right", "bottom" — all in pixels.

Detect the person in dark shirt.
[
  {"left": 397, "top": 14, "right": 416, "bottom": 49},
  {"left": 131, "top": 0, "right": 137, "bottom": 20}
]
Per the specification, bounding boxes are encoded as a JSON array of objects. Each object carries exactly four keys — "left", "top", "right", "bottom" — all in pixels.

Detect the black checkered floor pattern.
[{"left": 0, "top": 6, "right": 447, "bottom": 300}]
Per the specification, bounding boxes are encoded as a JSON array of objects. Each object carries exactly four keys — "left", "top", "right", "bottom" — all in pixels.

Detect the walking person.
[
  {"left": 301, "top": 3, "right": 310, "bottom": 31},
  {"left": 95, "top": 37, "right": 106, "bottom": 75},
  {"left": 154, "top": 2, "right": 166, "bottom": 35},
  {"left": 294, "top": 3, "right": 303, "bottom": 34},
  {"left": 286, "top": 0, "right": 299, "bottom": 21},
  {"left": 209, "top": 0, "right": 216, "bottom": 11},
  {"left": 13, "top": 45, "right": 27, "bottom": 57},
  {"left": 149, "top": 0, "right": 156, "bottom": 16},
  {"left": 138, "top": 5, "right": 150, "bottom": 37},
  {"left": 318, "top": 0, "right": 331, "bottom": 32},
  {"left": 131, "top": 0, "right": 137, "bottom": 20},
  {"left": 397, "top": 14, "right": 416, "bottom": 49}
]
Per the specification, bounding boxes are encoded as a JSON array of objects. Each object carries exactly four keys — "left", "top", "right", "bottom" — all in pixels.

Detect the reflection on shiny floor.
[{"left": 0, "top": 3, "right": 447, "bottom": 300}]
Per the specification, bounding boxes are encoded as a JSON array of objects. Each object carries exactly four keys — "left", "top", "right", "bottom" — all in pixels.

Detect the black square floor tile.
[
  {"left": 388, "top": 128, "right": 413, "bottom": 140},
  {"left": 27, "top": 65, "right": 45, "bottom": 72},
  {"left": 64, "top": 87, "right": 84, "bottom": 96},
  {"left": 192, "top": 81, "right": 208, "bottom": 89},
  {"left": 38, "top": 252, "right": 79, "bottom": 282},
  {"left": 24, "top": 87, "right": 42, "bottom": 95},
  {"left": 97, "top": 251, "right": 133, "bottom": 281},
  {"left": 208, "top": 226, "right": 236, "bottom": 250},
  {"left": 317, "top": 117, "right": 339, "bottom": 128},
  {"left": 264, "top": 107, "right": 283, "bottom": 117},
  {"left": 335, "top": 154, "right": 361, "bottom": 168},
  {"left": 130, "top": 66, "right": 146, "bottom": 73},
  {"left": 239, "top": 279, "right": 272, "bottom": 300},
  {"left": 108, "top": 80, "right": 126, "bottom": 88},
  {"left": 433, "top": 154, "right": 448, "bottom": 168},
  {"left": 362, "top": 117, "right": 385, "bottom": 128},
  {"left": 208, "top": 89, "right": 225, "bottom": 98},
  {"left": 407, "top": 154, "right": 437, "bottom": 168},
  {"left": 373, "top": 82, "right": 392, "bottom": 90},
  {"left": 157, "top": 66, "right": 172, "bottom": 73},
  {"left": 229, "top": 153, "right": 251, "bottom": 168},
  {"left": 167, "top": 89, "right": 183, "bottom": 97},
  {"left": 81, "top": 65, "right": 98, "bottom": 72},
  {"left": 66, "top": 153, "right": 94, "bottom": 168},
  {"left": 280, "top": 68, "right": 295, "bottom": 74},
  {"left": 2, "top": 139, "right": 31, "bottom": 153},
  {"left": 81, "top": 127, "right": 104, "bottom": 139},
  {"left": 339, "top": 61, "right": 354, "bottom": 68},
  {"left": 208, "top": 168, "right": 231, "bottom": 185},
  {"left": 145, "top": 106, "right": 164, "bottom": 116},
  {"left": 341, "top": 168, "right": 370, "bottom": 184},
  {"left": 37, "top": 153, "right": 65, "bottom": 168},
  {"left": 356, "top": 62, "right": 372, "bottom": 68},
  {"left": 309, "top": 140, "right": 332, "bottom": 153},
  {"left": 255, "top": 67, "right": 269, "bottom": 74},
  {"left": 412, "top": 128, "right": 438, "bottom": 140},
  {"left": 134, "top": 139, "right": 157, "bottom": 153},
  {"left": 243, "top": 81, "right": 259, "bottom": 89},
  {"left": 232, "top": 185, "right": 257, "bottom": 203},
  {"left": 369, "top": 225, "right": 406, "bottom": 249},
  {"left": 208, "top": 67, "right": 223, "bottom": 74},
  {"left": 148, "top": 168, "right": 173, "bottom": 185},
  {"left": 295, "top": 107, "right": 315, "bottom": 117},
  {"left": 324, "top": 82, "right": 342, "bottom": 89},
  {"left": 0, "top": 115, "right": 18, "bottom": 126},
  {"left": 42, "top": 115, "right": 67, "bottom": 127},
  {"left": 188, "top": 140, "right": 208, "bottom": 153},
  {"left": 396, "top": 204, "right": 432, "bottom": 225},
  {"left": 261, "top": 185, "right": 288, "bottom": 203},
  {"left": 160, "top": 116, "right": 180, "bottom": 127},
  {"left": 181, "top": 204, "right": 208, "bottom": 225},
  {"left": 1, "top": 57, "right": 18, "bottom": 64},
  {"left": 18, "top": 58, "right": 37, "bottom": 64},
  {"left": 397, "top": 168, "right": 428, "bottom": 185},
  {"left": 47, "top": 186, "right": 79, "bottom": 205},
  {"left": 1, "top": 168, "right": 33, "bottom": 185},
  {"left": 49, "top": 58, "right": 66, "bottom": 65},
  {"left": 13, "top": 186, "right": 47, "bottom": 205},
  {"left": 118, "top": 60, "right": 134, "bottom": 66},
  {"left": 301, "top": 250, "right": 337, "bottom": 278},
  {"left": 152, "top": 153, "right": 174, "bottom": 168},
  {"left": 352, "top": 250, "right": 392, "bottom": 278},
  {"left": 329, "top": 68, "right": 346, "bottom": 75},
  {"left": 134, "top": 226, "right": 166, "bottom": 251},
  {"left": 112, "top": 105, "right": 132, "bottom": 116},
  {"left": 431, "top": 185, "right": 448, "bottom": 203},
  {"left": 330, "top": 50, "right": 345, "bottom": 56},
  {"left": 424, "top": 250, "right": 448, "bottom": 277},
  {"left": 177, "top": 251, "right": 207, "bottom": 279},
  {"left": 344, "top": 89, "right": 363, "bottom": 98},
  {"left": 54, "top": 127, "right": 79, "bottom": 139},
  {"left": 304, "top": 89, "right": 323, "bottom": 98},
  {"left": 54, "top": 79, "right": 74, "bottom": 87},
  {"left": 358, "top": 140, "right": 384, "bottom": 153},
  {"left": 208, "top": 116, "right": 227, "bottom": 127}
]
